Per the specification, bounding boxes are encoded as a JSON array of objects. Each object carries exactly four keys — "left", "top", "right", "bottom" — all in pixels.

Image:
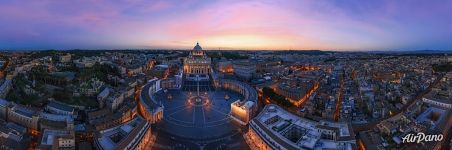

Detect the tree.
[{"left": 262, "top": 87, "right": 294, "bottom": 107}]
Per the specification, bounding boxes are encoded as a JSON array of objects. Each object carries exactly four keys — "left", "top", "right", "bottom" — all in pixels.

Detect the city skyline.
[
  {"left": 1, "top": 1, "right": 451, "bottom": 148},
  {"left": 0, "top": 39, "right": 451, "bottom": 149},
  {"left": 1, "top": 0, "right": 452, "bottom": 51}
]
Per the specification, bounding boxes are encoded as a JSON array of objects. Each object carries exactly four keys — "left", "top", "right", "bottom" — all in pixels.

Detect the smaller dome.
[{"left": 193, "top": 42, "right": 202, "bottom": 51}]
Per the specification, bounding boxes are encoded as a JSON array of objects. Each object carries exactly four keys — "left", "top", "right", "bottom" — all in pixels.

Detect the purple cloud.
[{"left": 0, "top": 0, "right": 451, "bottom": 50}]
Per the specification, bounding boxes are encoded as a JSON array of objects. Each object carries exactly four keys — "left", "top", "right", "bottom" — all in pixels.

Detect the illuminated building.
[
  {"left": 183, "top": 42, "right": 212, "bottom": 91},
  {"left": 160, "top": 77, "right": 181, "bottom": 89},
  {"left": 215, "top": 79, "right": 258, "bottom": 125},
  {"left": 217, "top": 60, "right": 233, "bottom": 73},
  {"left": 230, "top": 100, "right": 255, "bottom": 125},
  {"left": 95, "top": 116, "right": 152, "bottom": 150},
  {"left": 247, "top": 104, "right": 356, "bottom": 150},
  {"left": 183, "top": 42, "right": 211, "bottom": 75},
  {"left": 275, "top": 76, "right": 320, "bottom": 107},
  {"left": 215, "top": 79, "right": 257, "bottom": 101},
  {"left": 138, "top": 78, "right": 164, "bottom": 123},
  {"left": 127, "top": 65, "right": 143, "bottom": 77}
]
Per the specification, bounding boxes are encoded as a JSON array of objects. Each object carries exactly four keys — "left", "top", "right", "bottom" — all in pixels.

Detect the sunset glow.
[{"left": 1, "top": 0, "right": 452, "bottom": 50}]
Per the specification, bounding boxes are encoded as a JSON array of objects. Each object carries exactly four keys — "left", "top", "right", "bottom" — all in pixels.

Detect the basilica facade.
[
  {"left": 183, "top": 42, "right": 211, "bottom": 75},
  {"left": 182, "top": 43, "right": 213, "bottom": 91}
]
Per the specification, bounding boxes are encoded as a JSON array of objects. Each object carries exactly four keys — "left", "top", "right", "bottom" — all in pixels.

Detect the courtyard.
[{"left": 154, "top": 89, "right": 243, "bottom": 140}]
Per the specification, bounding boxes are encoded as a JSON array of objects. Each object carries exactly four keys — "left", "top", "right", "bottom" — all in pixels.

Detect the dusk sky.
[{"left": 1, "top": 0, "right": 452, "bottom": 51}]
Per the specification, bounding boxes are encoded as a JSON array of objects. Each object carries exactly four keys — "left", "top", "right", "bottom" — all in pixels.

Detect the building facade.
[
  {"left": 230, "top": 100, "right": 255, "bottom": 125},
  {"left": 246, "top": 104, "right": 356, "bottom": 150},
  {"left": 59, "top": 54, "right": 72, "bottom": 63},
  {"left": 95, "top": 116, "right": 153, "bottom": 150},
  {"left": 183, "top": 42, "right": 211, "bottom": 75},
  {"left": 233, "top": 61, "right": 256, "bottom": 81},
  {"left": 6, "top": 104, "right": 40, "bottom": 130},
  {"left": 182, "top": 43, "right": 213, "bottom": 91},
  {"left": 45, "top": 101, "right": 76, "bottom": 117},
  {"left": 138, "top": 78, "right": 164, "bottom": 124}
]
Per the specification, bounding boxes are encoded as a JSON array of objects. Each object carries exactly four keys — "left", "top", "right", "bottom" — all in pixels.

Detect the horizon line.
[{"left": 1, "top": 48, "right": 452, "bottom": 53}]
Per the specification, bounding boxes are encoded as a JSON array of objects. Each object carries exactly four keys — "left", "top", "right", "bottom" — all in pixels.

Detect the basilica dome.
[{"left": 193, "top": 42, "right": 202, "bottom": 51}]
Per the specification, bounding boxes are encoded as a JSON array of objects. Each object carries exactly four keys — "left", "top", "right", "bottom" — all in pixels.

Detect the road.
[{"left": 334, "top": 73, "right": 345, "bottom": 121}]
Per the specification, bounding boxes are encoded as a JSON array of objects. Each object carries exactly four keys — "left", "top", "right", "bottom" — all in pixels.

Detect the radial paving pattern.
[{"left": 154, "top": 89, "right": 243, "bottom": 140}]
